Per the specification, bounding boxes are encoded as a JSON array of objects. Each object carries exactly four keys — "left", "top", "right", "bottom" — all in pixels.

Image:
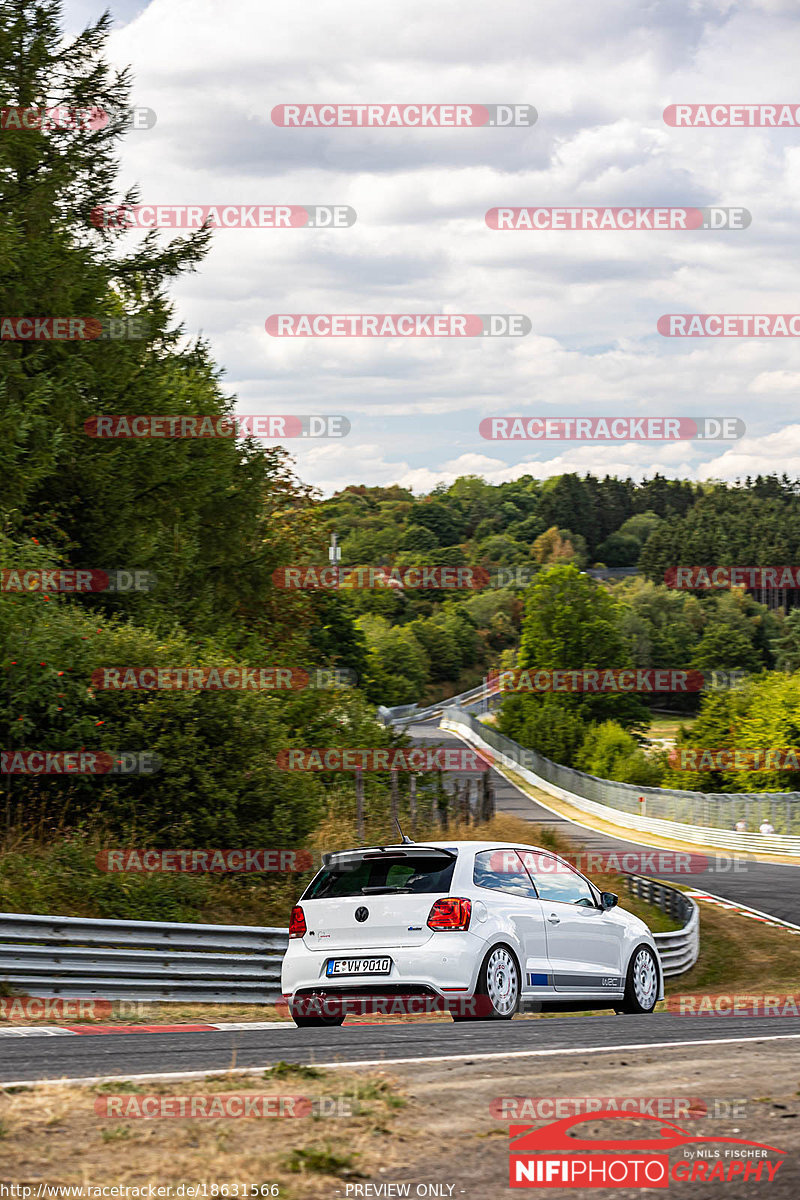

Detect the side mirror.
[{"left": 600, "top": 891, "right": 618, "bottom": 911}]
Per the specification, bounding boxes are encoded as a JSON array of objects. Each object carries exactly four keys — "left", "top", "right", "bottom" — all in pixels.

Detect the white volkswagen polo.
[{"left": 281, "top": 839, "right": 663, "bottom": 1026}]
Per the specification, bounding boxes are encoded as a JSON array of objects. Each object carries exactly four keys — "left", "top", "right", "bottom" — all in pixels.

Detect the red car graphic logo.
[{"left": 510, "top": 1110, "right": 785, "bottom": 1155}]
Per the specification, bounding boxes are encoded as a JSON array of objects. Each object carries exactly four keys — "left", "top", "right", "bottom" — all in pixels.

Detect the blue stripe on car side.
[{"left": 526, "top": 972, "right": 622, "bottom": 989}]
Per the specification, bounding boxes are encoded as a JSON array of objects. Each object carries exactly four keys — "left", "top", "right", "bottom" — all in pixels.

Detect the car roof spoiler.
[{"left": 322, "top": 845, "right": 458, "bottom": 868}]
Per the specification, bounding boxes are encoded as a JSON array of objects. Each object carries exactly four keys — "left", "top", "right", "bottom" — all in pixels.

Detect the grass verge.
[
  {"left": 0, "top": 1065, "right": 409, "bottom": 1197},
  {"left": 662, "top": 898, "right": 800, "bottom": 995}
]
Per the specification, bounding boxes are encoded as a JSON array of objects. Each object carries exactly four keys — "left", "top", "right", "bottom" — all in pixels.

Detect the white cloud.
[
  {"left": 57, "top": 0, "right": 800, "bottom": 492},
  {"left": 749, "top": 370, "right": 800, "bottom": 393}
]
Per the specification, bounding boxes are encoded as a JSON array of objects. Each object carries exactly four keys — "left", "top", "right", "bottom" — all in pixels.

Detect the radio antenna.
[{"left": 394, "top": 815, "right": 414, "bottom": 845}]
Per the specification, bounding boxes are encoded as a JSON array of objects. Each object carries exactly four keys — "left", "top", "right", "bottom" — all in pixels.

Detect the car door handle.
[{"left": 547, "top": 914, "right": 560, "bottom": 924}]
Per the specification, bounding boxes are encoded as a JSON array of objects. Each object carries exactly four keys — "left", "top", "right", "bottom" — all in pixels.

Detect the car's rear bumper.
[{"left": 280, "top": 931, "right": 486, "bottom": 1000}]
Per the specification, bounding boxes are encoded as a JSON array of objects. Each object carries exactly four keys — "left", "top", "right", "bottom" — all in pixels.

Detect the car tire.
[
  {"left": 452, "top": 944, "right": 520, "bottom": 1022},
  {"left": 617, "top": 945, "right": 659, "bottom": 1014}
]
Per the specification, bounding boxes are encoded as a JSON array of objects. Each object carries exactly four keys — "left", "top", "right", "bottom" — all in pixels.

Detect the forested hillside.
[
  {"left": 4, "top": 2, "right": 800, "bottom": 913},
  {"left": 315, "top": 477, "right": 798, "bottom": 707}
]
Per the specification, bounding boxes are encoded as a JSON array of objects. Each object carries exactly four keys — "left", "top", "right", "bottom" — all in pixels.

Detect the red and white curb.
[
  {"left": 684, "top": 889, "right": 800, "bottom": 934},
  {"left": 0, "top": 1020, "right": 294, "bottom": 1038}
]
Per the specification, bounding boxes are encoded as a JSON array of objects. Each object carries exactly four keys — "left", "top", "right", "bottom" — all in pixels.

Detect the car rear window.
[{"left": 303, "top": 851, "right": 456, "bottom": 899}]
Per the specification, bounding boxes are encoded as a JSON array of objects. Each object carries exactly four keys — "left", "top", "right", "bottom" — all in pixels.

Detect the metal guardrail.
[
  {"left": 625, "top": 876, "right": 700, "bottom": 977},
  {"left": 442, "top": 708, "right": 800, "bottom": 846},
  {"left": 0, "top": 884, "right": 697, "bottom": 1005},
  {"left": 378, "top": 678, "right": 500, "bottom": 726},
  {"left": 377, "top": 702, "right": 420, "bottom": 723},
  {"left": 0, "top": 878, "right": 698, "bottom": 1004},
  {"left": 0, "top": 913, "right": 289, "bottom": 1003}
]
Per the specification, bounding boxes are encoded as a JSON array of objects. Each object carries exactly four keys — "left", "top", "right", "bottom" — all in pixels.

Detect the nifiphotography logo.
[{"left": 508, "top": 1111, "right": 785, "bottom": 1188}]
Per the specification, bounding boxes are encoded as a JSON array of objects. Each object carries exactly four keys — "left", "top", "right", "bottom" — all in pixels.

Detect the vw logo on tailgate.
[{"left": 355, "top": 906, "right": 369, "bottom": 923}]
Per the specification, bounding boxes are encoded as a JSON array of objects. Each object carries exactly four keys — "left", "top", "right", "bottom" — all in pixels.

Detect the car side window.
[
  {"left": 517, "top": 849, "right": 596, "bottom": 906},
  {"left": 473, "top": 849, "right": 539, "bottom": 899}
]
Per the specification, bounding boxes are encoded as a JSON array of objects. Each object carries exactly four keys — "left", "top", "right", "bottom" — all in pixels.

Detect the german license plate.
[{"left": 326, "top": 957, "right": 392, "bottom": 976}]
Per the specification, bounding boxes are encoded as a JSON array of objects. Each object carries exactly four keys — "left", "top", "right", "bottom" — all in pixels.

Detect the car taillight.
[
  {"left": 289, "top": 905, "right": 307, "bottom": 938},
  {"left": 427, "top": 898, "right": 472, "bottom": 931}
]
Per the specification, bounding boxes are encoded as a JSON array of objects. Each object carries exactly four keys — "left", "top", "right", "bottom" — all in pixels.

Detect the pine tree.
[{"left": 0, "top": 1, "right": 316, "bottom": 649}]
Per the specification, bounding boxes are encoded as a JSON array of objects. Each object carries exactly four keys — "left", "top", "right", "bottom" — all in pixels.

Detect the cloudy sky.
[{"left": 63, "top": 0, "right": 800, "bottom": 495}]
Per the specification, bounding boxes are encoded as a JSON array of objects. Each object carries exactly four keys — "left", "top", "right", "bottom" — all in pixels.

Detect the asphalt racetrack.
[{"left": 2, "top": 1013, "right": 799, "bottom": 1086}]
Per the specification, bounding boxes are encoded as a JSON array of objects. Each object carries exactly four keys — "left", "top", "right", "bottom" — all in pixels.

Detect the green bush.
[
  {"left": 576, "top": 721, "right": 665, "bottom": 786},
  {"left": 1, "top": 575, "right": 396, "bottom": 844}
]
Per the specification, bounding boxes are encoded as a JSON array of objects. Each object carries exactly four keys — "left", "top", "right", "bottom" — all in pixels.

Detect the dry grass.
[
  {"left": 663, "top": 899, "right": 800, "bottom": 995},
  {"left": 3, "top": 1042, "right": 798, "bottom": 1195},
  {"left": 306, "top": 808, "right": 570, "bottom": 859},
  {"left": 0, "top": 1066, "right": 410, "bottom": 1196},
  {"left": 647, "top": 713, "right": 698, "bottom": 739}
]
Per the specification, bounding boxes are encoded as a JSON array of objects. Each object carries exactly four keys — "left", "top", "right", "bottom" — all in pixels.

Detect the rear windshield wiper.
[{"left": 360, "top": 885, "right": 412, "bottom": 894}]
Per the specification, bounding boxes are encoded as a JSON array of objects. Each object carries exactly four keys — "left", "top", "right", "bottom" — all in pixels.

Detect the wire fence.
[{"left": 443, "top": 708, "right": 800, "bottom": 837}]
